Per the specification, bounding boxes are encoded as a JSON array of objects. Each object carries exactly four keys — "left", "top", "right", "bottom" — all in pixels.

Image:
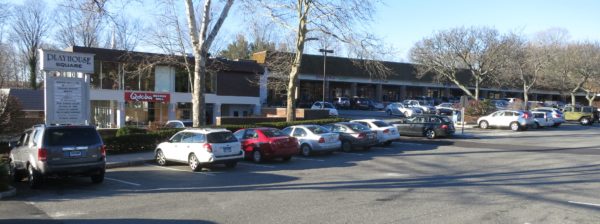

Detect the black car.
[
  {"left": 351, "top": 98, "right": 370, "bottom": 110},
  {"left": 389, "top": 115, "right": 455, "bottom": 139},
  {"left": 322, "top": 122, "right": 378, "bottom": 151}
]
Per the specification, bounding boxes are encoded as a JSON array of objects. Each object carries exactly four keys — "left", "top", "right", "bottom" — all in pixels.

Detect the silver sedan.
[{"left": 282, "top": 125, "right": 341, "bottom": 156}]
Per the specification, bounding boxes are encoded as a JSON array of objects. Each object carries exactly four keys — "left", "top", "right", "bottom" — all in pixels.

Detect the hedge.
[
  {"left": 0, "top": 161, "right": 9, "bottom": 191},
  {"left": 103, "top": 117, "right": 349, "bottom": 154}
]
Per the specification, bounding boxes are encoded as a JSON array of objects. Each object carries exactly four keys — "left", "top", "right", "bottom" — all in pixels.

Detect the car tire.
[
  {"left": 425, "top": 129, "right": 436, "bottom": 139},
  {"left": 91, "top": 171, "right": 105, "bottom": 184},
  {"left": 9, "top": 160, "right": 24, "bottom": 182},
  {"left": 553, "top": 123, "right": 561, "bottom": 128},
  {"left": 252, "top": 150, "right": 263, "bottom": 163},
  {"left": 225, "top": 161, "right": 237, "bottom": 168},
  {"left": 510, "top": 122, "right": 520, "bottom": 131},
  {"left": 580, "top": 117, "right": 591, "bottom": 126},
  {"left": 301, "top": 144, "right": 312, "bottom": 157},
  {"left": 383, "top": 141, "right": 392, "bottom": 146},
  {"left": 479, "top": 120, "right": 489, "bottom": 129},
  {"left": 532, "top": 122, "right": 540, "bottom": 129},
  {"left": 27, "top": 164, "right": 43, "bottom": 189},
  {"left": 341, "top": 141, "right": 352, "bottom": 152},
  {"left": 188, "top": 153, "right": 202, "bottom": 172},
  {"left": 282, "top": 156, "right": 292, "bottom": 162},
  {"left": 155, "top": 149, "right": 168, "bottom": 166}
]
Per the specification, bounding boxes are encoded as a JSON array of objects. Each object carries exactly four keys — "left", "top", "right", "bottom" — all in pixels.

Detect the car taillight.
[
  {"left": 357, "top": 133, "right": 366, "bottom": 139},
  {"left": 101, "top": 145, "right": 106, "bottom": 158},
  {"left": 318, "top": 137, "right": 325, "bottom": 143},
  {"left": 554, "top": 114, "right": 560, "bottom": 118},
  {"left": 38, "top": 148, "right": 47, "bottom": 161},
  {"left": 440, "top": 124, "right": 448, "bottom": 129},
  {"left": 203, "top": 143, "right": 213, "bottom": 152},
  {"left": 522, "top": 112, "right": 530, "bottom": 119},
  {"left": 383, "top": 129, "right": 390, "bottom": 134}
]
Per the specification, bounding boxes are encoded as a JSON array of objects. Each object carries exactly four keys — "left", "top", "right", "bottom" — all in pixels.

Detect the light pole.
[{"left": 319, "top": 48, "right": 333, "bottom": 108}]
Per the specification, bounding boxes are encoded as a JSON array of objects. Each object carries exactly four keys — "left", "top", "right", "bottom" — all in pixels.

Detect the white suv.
[
  {"left": 155, "top": 128, "right": 244, "bottom": 171},
  {"left": 311, "top": 101, "right": 339, "bottom": 116}
]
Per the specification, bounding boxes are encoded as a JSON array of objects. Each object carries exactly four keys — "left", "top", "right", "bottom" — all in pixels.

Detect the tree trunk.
[
  {"left": 285, "top": 2, "right": 310, "bottom": 122},
  {"left": 192, "top": 56, "right": 206, "bottom": 127},
  {"left": 474, "top": 81, "right": 479, "bottom": 100},
  {"left": 570, "top": 92, "right": 576, "bottom": 105},
  {"left": 523, "top": 84, "right": 529, "bottom": 110},
  {"left": 28, "top": 57, "right": 37, "bottom": 89}
]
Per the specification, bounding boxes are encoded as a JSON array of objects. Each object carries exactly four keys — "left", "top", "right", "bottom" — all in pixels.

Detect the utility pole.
[{"left": 319, "top": 48, "right": 333, "bottom": 108}]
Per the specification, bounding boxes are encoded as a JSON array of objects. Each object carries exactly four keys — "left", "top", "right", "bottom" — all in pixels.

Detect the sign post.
[{"left": 460, "top": 95, "right": 469, "bottom": 135}]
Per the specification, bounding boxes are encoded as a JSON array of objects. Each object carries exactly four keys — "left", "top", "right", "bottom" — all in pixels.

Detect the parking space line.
[
  {"left": 145, "top": 164, "right": 215, "bottom": 176},
  {"left": 239, "top": 162, "right": 276, "bottom": 169},
  {"left": 567, "top": 201, "right": 600, "bottom": 207},
  {"left": 105, "top": 177, "right": 141, "bottom": 186},
  {"left": 293, "top": 157, "right": 325, "bottom": 162},
  {"left": 336, "top": 152, "right": 365, "bottom": 156}
]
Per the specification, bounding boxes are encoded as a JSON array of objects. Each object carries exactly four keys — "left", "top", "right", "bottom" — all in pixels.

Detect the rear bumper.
[
  {"left": 203, "top": 151, "right": 244, "bottom": 164},
  {"left": 264, "top": 146, "right": 299, "bottom": 158},
  {"left": 312, "top": 142, "right": 341, "bottom": 151},
  {"left": 37, "top": 160, "right": 106, "bottom": 176},
  {"left": 351, "top": 138, "right": 379, "bottom": 148}
]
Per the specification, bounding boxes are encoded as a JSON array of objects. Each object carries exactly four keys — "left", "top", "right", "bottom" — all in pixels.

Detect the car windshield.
[
  {"left": 372, "top": 121, "right": 390, "bottom": 127},
  {"left": 306, "top": 126, "right": 330, "bottom": 134},
  {"left": 182, "top": 122, "right": 193, "bottom": 127},
  {"left": 262, "top": 129, "right": 287, "bottom": 137},
  {"left": 346, "top": 123, "right": 370, "bottom": 132},
  {"left": 323, "top": 103, "right": 334, "bottom": 108},
  {"left": 207, "top": 132, "right": 238, "bottom": 143},
  {"left": 43, "top": 128, "right": 101, "bottom": 146}
]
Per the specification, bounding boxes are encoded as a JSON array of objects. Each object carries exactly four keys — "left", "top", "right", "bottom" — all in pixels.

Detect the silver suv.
[{"left": 8, "top": 125, "right": 106, "bottom": 188}]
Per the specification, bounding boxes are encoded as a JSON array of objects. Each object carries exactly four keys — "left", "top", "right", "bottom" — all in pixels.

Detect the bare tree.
[
  {"left": 54, "top": 0, "right": 106, "bottom": 48},
  {"left": 575, "top": 42, "right": 600, "bottom": 106},
  {"left": 184, "top": 0, "right": 234, "bottom": 127},
  {"left": 546, "top": 42, "right": 596, "bottom": 105},
  {"left": 10, "top": 0, "right": 50, "bottom": 89},
  {"left": 252, "top": 0, "right": 390, "bottom": 121},
  {"left": 0, "top": 92, "right": 23, "bottom": 135},
  {"left": 410, "top": 26, "right": 512, "bottom": 100}
]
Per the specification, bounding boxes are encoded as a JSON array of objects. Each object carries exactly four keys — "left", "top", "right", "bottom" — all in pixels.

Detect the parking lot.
[{"left": 2, "top": 117, "right": 600, "bottom": 223}]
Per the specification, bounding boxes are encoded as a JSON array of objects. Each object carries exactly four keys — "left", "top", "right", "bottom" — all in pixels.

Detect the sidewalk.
[{"left": 106, "top": 151, "right": 155, "bottom": 169}]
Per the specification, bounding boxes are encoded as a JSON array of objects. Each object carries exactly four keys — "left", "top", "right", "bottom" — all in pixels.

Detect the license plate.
[
  {"left": 328, "top": 136, "right": 335, "bottom": 142},
  {"left": 223, "top": 146, "right": 231, "bottom": 153},
  {"left": 69, "top": 151, "right": 82, "bottom": 157}
]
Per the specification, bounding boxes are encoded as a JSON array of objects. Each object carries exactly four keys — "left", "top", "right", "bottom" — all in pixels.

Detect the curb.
[
  {"left": 0, "top": 186, "right": 16, "bottom": 199},
  {"left": 106, "top": 159, "right": 154, "bottom": 169}
]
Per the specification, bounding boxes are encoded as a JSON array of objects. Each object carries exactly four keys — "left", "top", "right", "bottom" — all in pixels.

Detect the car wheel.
[
  {"left": 479, "top": 120, "right": 489, "bottom": 129},
  {"left": 282, "top": 156, "right": 292, "bottom": 162},
  {"left": 425, "top": 129, "right": 436, "bottom": 139},
  {"left": 188, "top": 153, "right": 202, "bottom": 172},
  {"left": 383, "top": 141, "right": 392, "bottom": 146},
  {"left": 580, "top": 117, "right": 591, "bottom": 125},
  {"left": 252, "top": 150, "right": 263, "bottom": 163},
  {"left": 532, "top": 122, "right": 540, "bottom": 129},
  {"left": 155, "top": 149, "right": 167, "bottom": 166},
  {"left": 341, "top": 141, "right": 352, "bottom": 152},
  {"left": 91, "top": 171, "right": 105, "bottom": 184},
  {"left": 27, "top": 164, "right": 43, "bottom": 189},
  {"left": 510, "top": 122, "right": 520, "bottom": 131},
  {"left": 9, "top": 161, "right": 24, "bottom": 182},
  {"left": 225, "top": 161, "right": 237, "bottom": 168},
  {"left": 301, "top": 144, "right": 312, "bottom": 156}
]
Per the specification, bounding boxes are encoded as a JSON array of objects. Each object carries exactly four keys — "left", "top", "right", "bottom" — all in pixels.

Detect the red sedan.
[{"left": 233, "top": 128, "right": 299, "bottom": 163}]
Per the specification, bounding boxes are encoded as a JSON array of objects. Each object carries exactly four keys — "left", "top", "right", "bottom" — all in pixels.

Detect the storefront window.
[
  {"left": 91, "top": 61, "right": 101, "bottom": 89},
  {"left": 124, "top": 64, "right": 155, "bottom": 91},
  {"left": 175, "top": 67, "right": 191, "bottom": 93},
  {"left": 91, "top": 100, "right": 117, "bottom": 128},
  {"left": 125, "top": 101, "right": 168, "bottom": 127},
  {"left": 177, "top": 103, "right": 192, "bottom": 120}
]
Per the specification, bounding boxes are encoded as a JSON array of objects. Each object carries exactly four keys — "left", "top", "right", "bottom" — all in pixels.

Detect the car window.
[
  {"left": 429, "top": 117, "right": 442, "bottom": 123},
  {"left": 17, "top": 132, "right": 28, "bottom": 147},
  {"left": 183, "top": 122, "right": 193, "bottom": 127},
  {"left": 43, "top": 128, "right": 101, "bottom": 146},
  {"left": 534, "top": 113, "right": 545, "bottom": 118},
  {"left": 233, "top": 130, "right": 245, "bottom": 140},
  {"left": 181, "top": 133, "right": 195, "bottom": 143},
  {"left": 332, "top": 125, "right": 347, "bottom": 133},
  {"left": 282, "top": 127, "right": 293, "bottom": 136},
  {"left": 314, "top": 102, "right": 322, "bottom": 107},
  {"left": 171, "top": 133, "right": 184, "bottom": 143},
  {"left": 583, "top": 107, "right": 593, "bottom": 113},
  {"left": 440, "top": 117, "right": 451, "bottom": 123},
  {"left": 165, "top": 122, "right": 177, "bottom": 128},
  {"left": 306, "top": 126, "right": 330, "bottom": 134},
  {"left": 415, "top": 117, "right": 426, "bottom": 123},
  {"left": 323, "top": 103, "right": 334, "bottom": 108},
  {"left": 192, "top": 133, "right": 205, "bottom": 143},
  {"left": 354, "top": 121, "right": 371, "bottom": 128},
  {"left": 244, "top": 129, "right": 259, "bottom": 139},
  {"left": 262, "top": 129, "right": 286, "bottom": 137},
  {"left": 207, "top": 132, "right": 238, "bottom": 143},
  {"left": 347, "top": 123, "right": 370, "bottom": 132},
  {"left": 504, "top": 112, "right": 515, "bottom": 116},
  {"left": 492, "top": 112, "right": 502, "bottom": 117},
  {"left": 292, "top": 128, "right": 307, "bottom": 137},
  {"left": 372, "top": 121, "right": 390, "bottom": 127}
]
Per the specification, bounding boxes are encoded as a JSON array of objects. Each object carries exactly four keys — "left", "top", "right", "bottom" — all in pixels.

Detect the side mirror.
[{"left": 8, "top": 141, "right": 16, "bottom": 149}]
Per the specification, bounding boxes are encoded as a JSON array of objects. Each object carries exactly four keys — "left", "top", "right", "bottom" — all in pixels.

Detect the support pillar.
[
  {"left": 350, "top": 82, "right": 357, "bottom": 97},
  {"left": 444, "top": 87, "right": 450, "bottom": 98},
  {"left": 116, "top": 101, "right": 125, "bottom": 128},
  {"left": 400, "top": 85, "right": 407, "bottom": 100},
  {"left": 168, "top": 103, "right": 176, "bottom": 120},
  {"left": 213, "top": 103, "right": 221, "bottom": 125},
  {"left": 376, "top": 84, "right": 383, "bottom": 101},
  {"left": 422, "top": 87, "right": 429, "bottom": 96}
]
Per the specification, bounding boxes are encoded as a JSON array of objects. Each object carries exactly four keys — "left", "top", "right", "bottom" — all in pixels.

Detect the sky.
[{"left": 7, "top": 0, "right": 600, "bottom": 62}]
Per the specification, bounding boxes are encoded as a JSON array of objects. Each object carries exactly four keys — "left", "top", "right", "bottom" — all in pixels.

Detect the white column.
[
  {"left": 168, "top": 103, "right": 176, "bottom": 120},
  {"left": 213, "top": 103, "right": 221, "bottom": 125},
  {"left": 116, "top": 101, "right": 126, "bottom": 128}
]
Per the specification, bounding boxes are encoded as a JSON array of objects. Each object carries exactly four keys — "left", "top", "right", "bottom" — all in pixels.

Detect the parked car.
[
  {"left": 490, "top": 100, "right": 509, "bottom": 110},
  {"left": 322, "top": 122, "right": 378, "bottom": 152},
  {"left": 334, "top": 97, "right": 351, "bottom": 109},
  {"left": 8, "top": 125, "right": 106, "bottom": 188},
  {"left": 350, "top": 119, "right": 400, "bottom": 146},
  {"left": 310, "top": 101, "right": 339, "bottom": 116},
  {"left": 434, "top": 102, "right": 455, "bottom": 115},
  {"left": 532, "top": 107, "right": 564, "bottom": 127},
  {"left": 281, "top": 125, "right": 341, "bottom": 156},
  {"left": 562, "top": 105, "right": 598, "bottom": 125},
  {"left": 388, "top": 115, "right": 455, "bottom": 139},
  {"left": 531, "top": 111, "right": 555, "bottom": 129},
  {"left": 385, "top": 102, "right": 422, "bottom": 117},
  {"left": 155, "top": 128, "right": 244, "bottom": 171},
  {"left": 233, "top": 128, "right": 299, "bottom": 163},
  {"left": 403, "top": 100, "right": 437, "bottom": 114},
  {"left": 477, "top": 110, "right": 534, "bottom": 131},
  {"left": 367, "top": 99, "right": 385, "bottom": 110},
  {"left": 350, "top": 97, "right": 370, "bottom": 110},
  {"left": 165, "top": 120, "right": 193, "bottom": 128}
]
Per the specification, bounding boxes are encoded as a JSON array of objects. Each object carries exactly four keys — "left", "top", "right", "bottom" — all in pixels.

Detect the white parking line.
[
  {"left": 336, "top": 152, "right": 365, "bottom": 156},
  {"left": 145, "top": 164, "right": 215, "bottom": 176},
  {"left": 105, "top": 177, "right": 141, "bottom": 186},
  {"left": 293, "top": 157, "right": 325, "bottom": 162},
  {"left": 568, "top": 201, "right": 600, "bottom": 207},
  {"left": 239, "top": 162, "right": 276, "bottom": 169}
]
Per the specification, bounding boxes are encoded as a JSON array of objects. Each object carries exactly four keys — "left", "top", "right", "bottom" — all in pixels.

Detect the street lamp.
[{"left": 319, "top": 48, "right": 333, "bottom": 108}]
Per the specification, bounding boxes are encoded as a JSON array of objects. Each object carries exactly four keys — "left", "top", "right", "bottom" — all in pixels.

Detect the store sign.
[
  {"left": 125, "top": 92, "right": 170, "bottom": 103},
  {"left": 39, "top": 49, "right": 94, "bottom": 73},
  {"left": 45, "top": 76, "right": 90, "bottom": 125}
]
